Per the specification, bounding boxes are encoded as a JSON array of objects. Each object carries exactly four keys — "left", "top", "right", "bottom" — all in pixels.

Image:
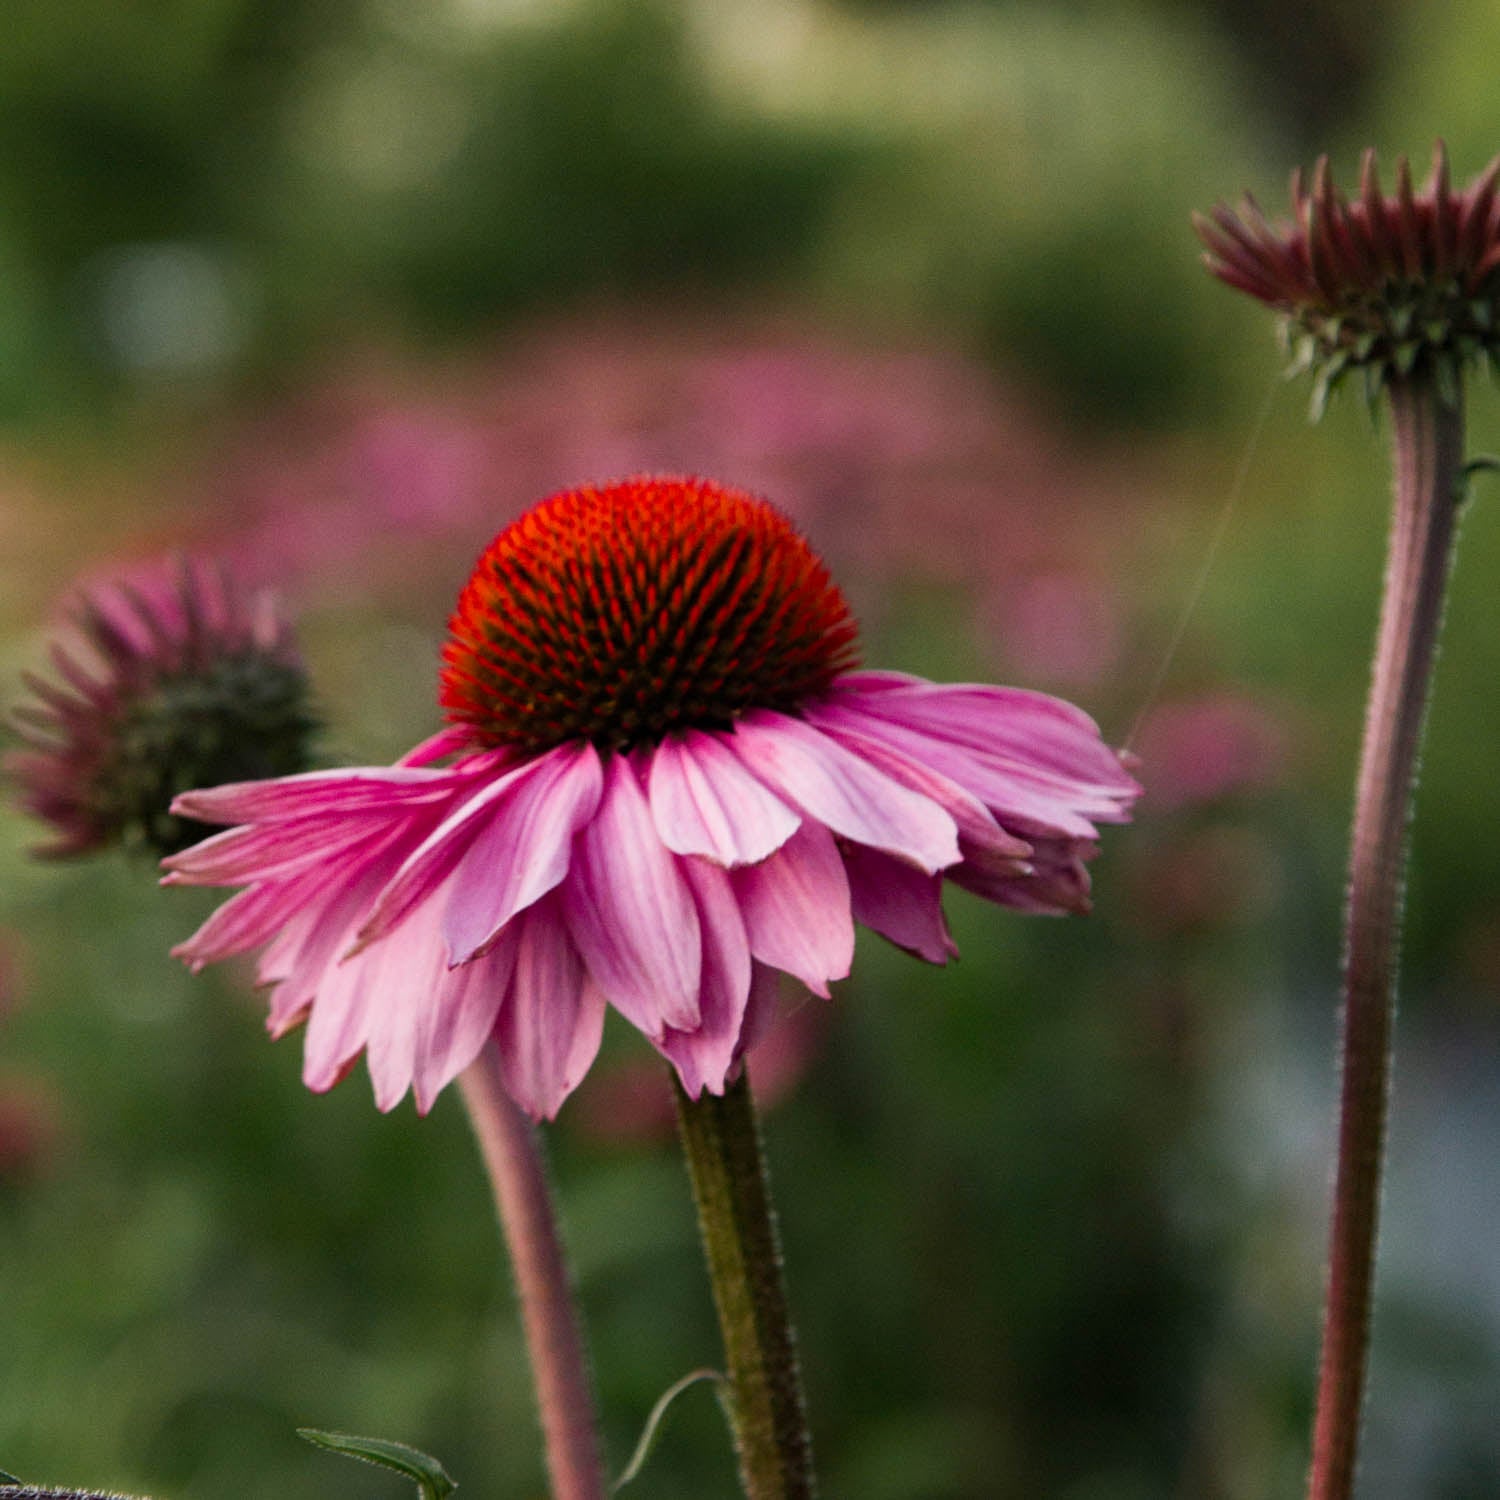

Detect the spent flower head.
[
  {"left": 1194, "top": 141, "right": 1500, "bottom": 416},
  {"left": 165, "top": 476, "right": 1139, "bottom": 1120},
  {"left": 7, "top": 557, "right": 318, "bottom": 858}
]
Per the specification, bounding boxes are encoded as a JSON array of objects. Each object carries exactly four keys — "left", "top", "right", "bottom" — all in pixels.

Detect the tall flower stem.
[
  {"left": 459, "top": 1044, "right": 606, "bottom": 1500},
  {"left": 1307, "top": 378, "right": 1465, "bottom": 1500},
  {"left": 673, "top": 1071, "right": 816, "bottom": 1499}
]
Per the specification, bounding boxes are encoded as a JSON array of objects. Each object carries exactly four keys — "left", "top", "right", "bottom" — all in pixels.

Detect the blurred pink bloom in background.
[{"left": 1131, "top": 692, "right": 1289, "bottom": 811}]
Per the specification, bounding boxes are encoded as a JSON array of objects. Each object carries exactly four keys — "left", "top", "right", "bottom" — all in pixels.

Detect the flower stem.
[
  {"left": 1306, "top": 378, "right": 1465, "bottom": 1500},
  {"left": 459, "top": 1044, "right": 606, "bottom": 1500},
  {"left": 673, "top": 1070, "right": 816, "bottom": 1499}
]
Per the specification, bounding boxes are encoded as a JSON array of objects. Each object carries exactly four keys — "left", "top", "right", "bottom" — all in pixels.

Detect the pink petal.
[
  {"left": 729, "top": 822, "right": 853, "bottom": 998},
  {"left": 495, "top": 895, "right": 605, "bottom": 1120},
  {"left": 728, "top": 711, "right": 960, "bottom": 873},
  {"left": 563, "top": 755, "right": 702, "bottom": 1037},
  {"left": 804, "top": 709, "right": 1032, "bottom": 861},
  {"left": 952, "top": 836, "right": 1095, "bottom": 916},
  {"left": 170, "top": 881, "right": 310, "bottom": 968},
  {"left": 170, "top": 764, "right": 459, "bottom": 825},
  {"left": 161, "top": 808, "right": 393, "bottom": 886},
  {"left": 658, "top": 857, "right": 752, "bottom": 1097},
  {"left": 816, "top": 697, "right": 1103, "bottom": 839},
  {"left": 356, "top": 749, "right": 586, "bottom": 951},
  {"left": 842, "top": 843, "right": 957, "bottom": 964},
  {"left": 835, "top": 678, "right": 1138, "bottom": 814},
  {"left": 410, "top": 930, "right": 518, "bottom": 1114},
  {"left": 442, "top": 742, "right": 604, "bottom": 962},
  {"left": 647, "top": 730, "right": 801, "bottom": 866}
]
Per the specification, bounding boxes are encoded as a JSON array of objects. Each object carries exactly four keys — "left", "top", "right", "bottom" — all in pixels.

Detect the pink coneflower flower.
[
  {"left": 7, "top": 557, "right": 317, "bottom": 857},
  {"left": 165, "top": 476, "right": 1139, "bottom": 1120},
  {"left": 1194, "top": 141, "right": 1500, "bottom": 416}
]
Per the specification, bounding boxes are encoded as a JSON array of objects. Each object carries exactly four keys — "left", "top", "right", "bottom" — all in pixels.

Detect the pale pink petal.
[
  {"left": 729, "top": 822, "right": 853, "bottom": 998},
  {"left": 813, "top": 696, "right": 1102, "bottom": 839},
  {"left": 803, "top": 708, "right": 1031, "bottom": 861},
  {"left": 728, "top": 711, "right": 959, "bottom": 873},
  {"left": 738, "top": 962, "right": 785, "bottom": 1057},
  {"left": 170, "top": 764, "right": 460, "bottom": 825},
  {"left": 495, "top": 894, "right": 604, "bottom": 1120},
  {"left": 442, "top": 742, "right": 603, "bottom": 962},
  {"left": 563, "top": 756, "right": 702, "bottom": 1037},
  {"left": 161, "top": 808, "right": 392, "bottom": 886},
  {"left": 658, "top": 857, "right": 752, "bottom": 1097},
  {"left": 170, "top": 881, "right": 309, "bottom": 968},
  {"left": 842, "top": 843, "right": 957, "bottom": 964},
  {"left": 354, "top": 749, "right": 580, "bottom": 950},
  {"left": 410, "top": 928, "right": 519, "bottom": 1114},
  {"left": 647, "top": 730, "right": 801, "bottom": 866},
  {"left": 833, "top": 678, "right": 1139, "bottom": 816}
]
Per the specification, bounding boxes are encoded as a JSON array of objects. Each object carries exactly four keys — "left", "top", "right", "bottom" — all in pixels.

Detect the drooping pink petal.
[
  {"left": 832, "top": 676, "right": 1138, "bottom": 817},
  {"left": 171, "top": 765, "right": 461, "bottom": 827},
  {"left": 842, "top": 842, "right": 957, "bottom": 964},
  {"left": 441, "top": 741, "right": 603, "bottom": 962},
  {"left": 951, "top": 835, "right": 1095, "bottom": 916},
  {"left": 354, "top": 746, "right": 591, "bottom": 953},
  {"left": 161, "top": 807, "right": 395, "bottom": 886},
  {"left": 410, "top": 927, "right": 519, "bottom": 1114},
  {"left": 495, "top": 894, "right": 605, "bottom": 1120},
  {"left": 658, "top": 856, "right": 753, "bottom": 1096},
  {"left": 647, "top": 729, "right": 801, "bottom": 866},
  {"left": 815, "top": 694, "right": 1103, "bottom": 839},
  {"left": 729, "top": 821, "right": 853, "bottom": 997},
  {"left": 170, "top": 880, "right": 312, "bottom": 968},
  {"left": 727, "top": 710, "right": 960, "bottom": 873},
  {"left": 804, "top": 707, "right": 1032, "bottom": 862},
  {"left": 563, "top": 755, "right": 702, "bottom": 1037}
]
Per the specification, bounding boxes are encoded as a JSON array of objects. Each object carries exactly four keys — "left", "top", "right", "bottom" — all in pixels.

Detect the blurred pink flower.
[
  {"left": 6, "top": 556, "right": 318, "bottom": 857},
  {"left": 165, "top": 477, "right": 1138, "bottom": 1120},
  {"left": 571, "top": 994, "right": 831, "bottom": 1146},
  {"left": 1131, "top": 693, "right": 1288, "bottom": 811}
]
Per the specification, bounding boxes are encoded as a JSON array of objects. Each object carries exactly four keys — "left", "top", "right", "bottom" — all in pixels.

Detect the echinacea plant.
[
  {"left": 1197, "top": 142, "right": 1500, "bottom": 1500},
  {"left": 165, "top": 473, "right": 1139, "bottom": 1498},
  {"left": 6, "top": 556, "right": 317, "bottom": 859}
]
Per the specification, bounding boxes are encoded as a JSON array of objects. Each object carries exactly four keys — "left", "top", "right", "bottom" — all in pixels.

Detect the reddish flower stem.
[
  {"left": 673, "top": 1070, "right": 816, "bottom": 1499},
  {"left": 459, "top": 1044, "right": 606, "bottom": 1500},
  {"left": 1307, "top": 378, "right": 1465, "bottom": 1500}
]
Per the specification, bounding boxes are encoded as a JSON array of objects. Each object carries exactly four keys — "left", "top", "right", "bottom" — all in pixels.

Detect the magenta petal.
[
  {"left": 355, "top": 753, "right": 561, "bottom": 950},
  {"left": 842, "top": 842, "right": 957, "bottom": 964},
  {"left": 161, "top": 808, "right": 392, "bottom": 886},
  {"left": 170, "top": 881, "right": 310, "bottom": 969},
  {"left": 658, "top": 857, "right": 752, "bottom": 1097},
  {"left": 805, "top": 708, "right": 1031, "bottom": 861},
  {"left": 952, "top": 835, "right": 1095, "bottom": 916},
  {"left": 442, "top": 742, "right": 604, "bottom": 962},
  {"left": 410, "top": 923, "right": 518, "bottom": 1115},
  {"left": 728, "top": 711, "right": 959, "bottom": 873},
  {"left": 495, "top": 895, "right": 603, "bottom": 1120},
  {"left": 815, "top": 696, "right": 1103, "bottom": 838},
  {"left": 563, "top": 756, "right": 702, "bottom": 1037},
  {"left": 729, "top": 822, "right": 852, "bottom": 997},
  {"left": 837, "top": 679, "right": 1139, "bottom": 814},
  {"left": 170, "top": 765, "right": 458, "bottom": 826},
  {"left": 647, "top": 730, "right": 801, "bottom": 866}
]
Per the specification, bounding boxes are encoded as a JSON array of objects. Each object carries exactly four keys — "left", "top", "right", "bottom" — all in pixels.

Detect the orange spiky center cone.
[{"left": 440, "top": 475, "right": 861, "bottom": 753}]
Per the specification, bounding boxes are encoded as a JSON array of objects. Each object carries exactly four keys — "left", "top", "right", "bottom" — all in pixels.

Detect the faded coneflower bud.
[
  {"left": 1194, "top": 140, "right": 1500, "bottom": 417},
  {"left": 6, "top": 556, "right": 317, "bottom": 858}
]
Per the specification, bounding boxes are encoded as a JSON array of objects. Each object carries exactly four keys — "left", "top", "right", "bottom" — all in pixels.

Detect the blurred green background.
[{"left": 3, "top": 1, "right": 1500, "bottom": 1496}]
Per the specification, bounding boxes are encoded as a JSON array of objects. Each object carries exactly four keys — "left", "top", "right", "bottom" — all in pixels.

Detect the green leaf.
[
  {"left": 0, "top": 1472, "right": 21, "bottom": 1484},
  {"left": 612, "top": 1369, "right": 727, "bottom": 1493},
  {"left": 298, "top": 1429, "right": 457, "bottom": 1500}
]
